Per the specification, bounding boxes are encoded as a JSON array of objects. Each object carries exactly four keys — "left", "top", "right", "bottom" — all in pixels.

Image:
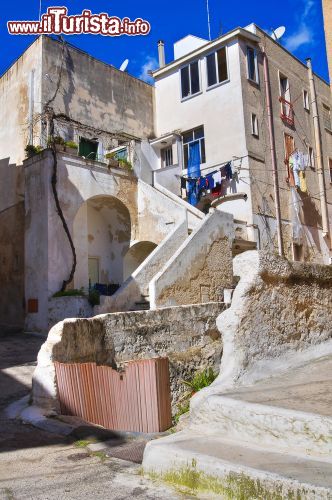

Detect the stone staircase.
[
  {"left": 132, "top": 294, "right": 150, "bottom": 311},
  {"left": 143, "top": 355, "right": 332, "bottom": 498}
]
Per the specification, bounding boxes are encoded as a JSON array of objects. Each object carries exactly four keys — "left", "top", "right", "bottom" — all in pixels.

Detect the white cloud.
[
  {"left": 284, "top": 24, "right": 312, "bottom": 52},
  {"left": 139, "top": 56, "right": 158, "bottom": 83},
  {"left": 284, "top": 0, "right": 316, "bottom": 52}
]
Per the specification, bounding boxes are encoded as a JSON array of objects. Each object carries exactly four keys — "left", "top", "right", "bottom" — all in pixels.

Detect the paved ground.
[
  {"left": 0, "top": 332, "right": 186, "bottom": 500},
  {"left": 224, "top": 355, "right": 332, "bottom": 416}
]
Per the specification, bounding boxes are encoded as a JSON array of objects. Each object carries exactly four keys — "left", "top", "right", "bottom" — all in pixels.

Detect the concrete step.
[
  {"left": 191, "top": 394, "right": 332, "bottom": 461},
  {"left": 143, "top": 431, "right": 332, "bottom": 498}
]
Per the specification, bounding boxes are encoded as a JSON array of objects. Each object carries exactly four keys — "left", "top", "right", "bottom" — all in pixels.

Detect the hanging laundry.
[
  {"left": 212, "top": 170, "right": 222, "bottom": 184},
  {"left": 225, "top": 162, "right": 233, "bottom": 180},
  {"left": 299, "top": 171, "right": 307, "bottom": 193},
  {"left": 211, "top": 182, "right": 222, "bottom": 197},
  {"left": 288, "top": 156, "right": 296, "bottom": 187},
  {"left": 181, "top": 177, "right": 187, "bottom": 199},
  {"left": 187, "top": 178, "right": 200, "bottom": 206},
  {"left": 206, "top": 173, "right": 215, "bottom": 190}
]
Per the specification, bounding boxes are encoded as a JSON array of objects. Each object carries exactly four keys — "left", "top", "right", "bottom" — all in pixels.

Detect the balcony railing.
[{"left": 279, "top": 96, "right": 294, "bottom": 126}]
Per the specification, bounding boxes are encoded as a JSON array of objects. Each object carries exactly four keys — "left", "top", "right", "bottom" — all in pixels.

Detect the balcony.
[{"left": 279, "top": 96, "right": 294, "bottom": 126}]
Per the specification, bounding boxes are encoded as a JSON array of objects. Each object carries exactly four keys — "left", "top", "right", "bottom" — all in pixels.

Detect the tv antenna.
[
  {"left": 119, "top": 59, "right": 129, "bottom": 72},
  {"left": 206, "top": 0, "right": 212, "bottom": 41},
  {"left": 271, "top": 26, "right": 286, "bottom": 42}
]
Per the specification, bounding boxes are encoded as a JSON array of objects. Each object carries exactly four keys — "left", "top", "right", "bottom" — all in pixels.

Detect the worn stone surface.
[
  {"left": 48, "top": 297, "right": 93, "bottom": 331},
  {"left": 33, "top": 302, "right": 225, "bottom": 414},
  {"left": 194, "top": 250, "right": 332, "bottom": 399},
  {"left": 150, "top": 210, "right": 235, "bottom": 308}
]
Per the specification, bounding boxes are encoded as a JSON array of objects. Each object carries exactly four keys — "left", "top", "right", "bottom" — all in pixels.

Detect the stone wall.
[
  {"left": 196, "top": 250, "right": 332, "bottom": 398},
  {"left": 150, "top": 210, "right": 235, "bottom": 308},
  {"left": 48, "top": 296, "right": 93, "bottom": 331},
  {"left": 32, "top": 302, "right": 225, "bottom": 414}
]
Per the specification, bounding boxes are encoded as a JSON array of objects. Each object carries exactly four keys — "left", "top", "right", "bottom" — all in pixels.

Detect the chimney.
[{"left": 158, "top": 40, "right": 165, "bottom": 68}]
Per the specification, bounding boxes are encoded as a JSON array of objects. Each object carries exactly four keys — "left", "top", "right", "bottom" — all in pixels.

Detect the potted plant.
[
  {"left": 64, "top": 140, "right": 78, "bottom": 155},
  {"left": 118, "top": 158, "right": 133, "bottom": 171},
  {"left": 25, "top": 144, "right": 43, "bottom": 158},
  {"left": 48, "top": 136, "right": 65, "bottom": 151},
  {"left": 105, "top": 152, "right": 119, "bottom": 168}
]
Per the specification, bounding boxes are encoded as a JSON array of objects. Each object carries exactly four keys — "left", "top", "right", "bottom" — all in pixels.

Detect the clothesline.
[{"left": 180, "top": 155, "right": 248, "bottom": 179}]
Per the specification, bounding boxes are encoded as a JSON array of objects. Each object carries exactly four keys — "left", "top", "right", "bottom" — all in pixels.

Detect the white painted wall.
[{"left": 153, "top": 39, "right": 253, "bottom": 224}]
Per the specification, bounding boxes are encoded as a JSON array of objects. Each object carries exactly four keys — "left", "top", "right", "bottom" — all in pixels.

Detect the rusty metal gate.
[{"left": 54, "top": 357, "right": 172, "bottom": 433}]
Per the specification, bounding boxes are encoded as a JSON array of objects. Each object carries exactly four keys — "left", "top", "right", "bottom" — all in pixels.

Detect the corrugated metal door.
[{"left": 54, "top": 357, "right": 172, "bottom": 433}]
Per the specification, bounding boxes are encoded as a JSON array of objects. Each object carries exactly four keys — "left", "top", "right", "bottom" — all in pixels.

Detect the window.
[
  {"left": 303, "top": 90, "right": 310, "bottom": 110},
  {"left": 113, "top": 147, "right": 128, "bottom": 160},
  {"left": 206, "top": 47, "right": 228, "bottom": 87},
  {"left": 247, "top": 47, "right": 258, "bottom": 83},
  {"left": 78, "top": 137, "right": 98, "bottom": 160},
  {"left": 182, "top": 126, "right": 206, "bottom": 169},
  {"left": 308, "top": 147, "right": 315, "bottom": 168},
  {"left": 323, "top": 104, "right": 331, "bottom": 131},
  {"left": 180, "top": 61, "right": 200, "bottom": 99},
  {"left": 329, "top": 158, "right": 332, "bottom": 183},
  {"left": 162, "top": 146, "right": 173, "bottom": 167},
  {"left": 251, "top": 113, "right": 259, "bottom": 137},
  {"left": 293, "top": 243, "right": 304, "bottom": 262},
  {"left": 279, "top": 74, "right": 293, "bottom": 125}
]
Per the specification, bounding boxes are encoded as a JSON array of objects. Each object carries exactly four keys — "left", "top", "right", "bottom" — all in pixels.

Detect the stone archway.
[
  {"left": 73, "top": 195, "right": 131, "bottom": 291},
  {"left": 123, "top": 241, "right": 157, "bottom": 281}
]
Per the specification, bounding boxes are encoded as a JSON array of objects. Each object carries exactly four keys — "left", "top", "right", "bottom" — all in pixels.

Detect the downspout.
[
  {"left": 262, "top": 48, "right": 284, "bottom": 256},
  {"left": 306, "top": 58, "right": 329, "bottom": 238}
]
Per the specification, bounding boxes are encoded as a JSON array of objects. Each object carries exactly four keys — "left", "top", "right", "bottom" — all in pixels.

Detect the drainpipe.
[
  {"left": 262, "top": 49, "right": 284, "bottom": 256},
  {"left": 306, "top": 58, "right": 329, "bottom": 238},
  {"left": 158, "top": 40, "right": 165, "bottom": 68}
]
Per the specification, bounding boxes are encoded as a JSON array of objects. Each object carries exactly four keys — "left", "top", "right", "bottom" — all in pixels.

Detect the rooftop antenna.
[
  {"left": 206, "top": 0, "right": 212, "bottom": 41},
  {"left": 271, "top": 26, "right": 286, "bottom": 42},
  {"left": 119, "top": 59, "right": 129, "bottom": 72},
  {"left": 39, "top": 0, "right": 42, "bottom": 21}
]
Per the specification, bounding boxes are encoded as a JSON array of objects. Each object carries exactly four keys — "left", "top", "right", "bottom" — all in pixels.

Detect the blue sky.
[{"left": 0, "top": 0, "right": 329, "bottom": 83}]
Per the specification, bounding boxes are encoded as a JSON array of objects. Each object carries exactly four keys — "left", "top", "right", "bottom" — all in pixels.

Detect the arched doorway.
[
  {"left": 73, "top": 195, "right": 131, "bottom": 291},
  {"left": 123, "top": 241, "right": 157, "bottom": 281}
]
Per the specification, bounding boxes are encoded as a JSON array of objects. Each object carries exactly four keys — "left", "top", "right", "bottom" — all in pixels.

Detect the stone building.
[
  {"left": 1, "top": 25, "right": 332, "bottom": 334},
  {"left": 322, "top": 0, "right": 332, "bottom": 92},
  {"left": 150, "top": 24, "right": 332, "bottom": 264}
]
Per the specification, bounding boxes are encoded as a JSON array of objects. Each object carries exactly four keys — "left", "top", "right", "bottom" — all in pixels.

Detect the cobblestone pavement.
[{"left": 0, "top": 332, "right": 186, "bottom": 500}]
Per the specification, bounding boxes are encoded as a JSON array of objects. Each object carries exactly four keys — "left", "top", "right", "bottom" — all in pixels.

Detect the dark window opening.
[{"left": 79, "top": 137, "right": 98, "bottom": 160}]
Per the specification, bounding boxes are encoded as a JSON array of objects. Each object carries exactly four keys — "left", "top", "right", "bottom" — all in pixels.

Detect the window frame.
[
  {"left": 303, "top": 89, "right": 310, "bottom": 111},
  {"left": 251, "top": 113, "right": 259, "bottom": 137},
  {"left": 205, "top": 46, "right": 229, "bottom": 89},
  {"left": 308, "top": 146, "right": 315, "bottom": 168},
  {"left": 180, "top": 60, "right": 202, "bottom": 101},
  {"left": 329, "top": 157, "right": 332, "bottom": 183},
  {"left": 161, "top": 146, "right": 173, "bottom": 168},
  {"left": 182, "top": 126, "right": 206, "bottom": 169},
  {"left": 323, "top": 103, "right": 332, "bottom": 131},
  {"left": 246, "top": 46, "right": 259, "bottom": 84}
]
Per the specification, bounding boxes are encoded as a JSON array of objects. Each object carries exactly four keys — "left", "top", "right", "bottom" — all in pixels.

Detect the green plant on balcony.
[
  {"left": 65, "top": 140, "right": 78, "bottom": 149},
  {"left": 25, "top": 144, "right": 43, "bottom": 158},
  {"left": 118, "top": 158, "right": 133, "bottom": 171}
]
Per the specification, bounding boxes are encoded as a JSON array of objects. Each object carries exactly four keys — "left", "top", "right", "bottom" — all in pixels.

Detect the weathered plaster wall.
[
  {"left": 200, "top": 250, "right": 332, "bottom": 395},
  {"left": 42, "top": 36, "right": 154, "bottom": 142},
  {"left": 0, "top": 38, "right": 43, "bottom": 165},
  {"left": 48, "top": 296, "right": 93, "bottom": 331},
  {"left": 0, "top": 160, "right": 25, "bottom": 331},
  {"left": 95, "top": 220, "right": 189, "bottom": 314},
  {"left": 239, "top": 28, "right": 332, "bottom": 263},
  {"left": 137, "top": 180, "right": 186, "bottom": 243},
  {"left": 150, "top": 210, "right": 235, "bottom": 308},
  {"left": 24, "top": 150, "right": 139, "bottom": 332},
  {"left": 32, "top": 302, "right": 225, "bottom": 413}
]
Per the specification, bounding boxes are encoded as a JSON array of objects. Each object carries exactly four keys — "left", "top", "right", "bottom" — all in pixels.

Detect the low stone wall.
[
  {"left": 33, "top": 302, "right": 226, "bottom": 415},
  {"left": 48, "top": 296, "right": 93, "bottom": 331},
  {"left": 192, "top": 250, "right": 332, "bottom": 414},
  {"left": 149, "top": 210, "right": 234, "bottom": 308}
]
